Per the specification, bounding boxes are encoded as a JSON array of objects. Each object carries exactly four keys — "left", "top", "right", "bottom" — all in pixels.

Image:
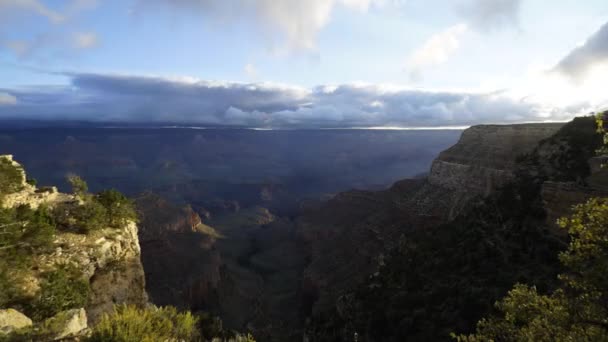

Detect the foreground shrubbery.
[
  {"left": 28, "top": 266, "right": 90, "bottom": 321},
  {"left": 0, "top": 158, "right": 23, "bottom": 198},
  {"left": 88, "top": 305, "right": 201, "bottom": 342},
  {"left": 456, "top": 198, "right": 608, "bottom": 341},
  {"left": 88, "top": 305, "right": 256, "bottom": 342},
  {"left": 0, "top": 205, "right": 56, "bottom": 309},
  {"left": 54, "top": 176, "right": 138, "bottom": 233}
]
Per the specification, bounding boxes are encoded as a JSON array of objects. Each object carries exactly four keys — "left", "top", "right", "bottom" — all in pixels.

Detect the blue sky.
[{"left": 1, "top": 0, "right": 608, "bottom": 127}]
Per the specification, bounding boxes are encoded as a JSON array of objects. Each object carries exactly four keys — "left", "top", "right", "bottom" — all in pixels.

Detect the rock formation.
[
  {"left": 428, "top": 123, "right": 563, "bottom": 195},
  {"left": 0, "top": 154, "right": 148, "bottom": 326}
]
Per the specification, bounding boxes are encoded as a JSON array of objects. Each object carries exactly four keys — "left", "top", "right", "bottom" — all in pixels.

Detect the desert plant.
[
  {"left": 53, "top": 200, "right": 108, "bottom": 233},
  {"left": 0, "top": 157, "right": 23, "bottom": 197},
  {"left": 87, "top": 305, "right": 200, "bottom": 342},
  {"left": 28, "top": 265, "right": 90, "bottom": 321},
  {"left": 96, "top": 189, "right": 138, "bottom": 227},
  {"left": 66, "top": 174, "right": 88, "bottom": 197}
]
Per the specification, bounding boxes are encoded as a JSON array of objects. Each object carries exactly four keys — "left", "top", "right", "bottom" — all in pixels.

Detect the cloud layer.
[{"left": 0, "top": 72, "right": 584, "bottom": 127}]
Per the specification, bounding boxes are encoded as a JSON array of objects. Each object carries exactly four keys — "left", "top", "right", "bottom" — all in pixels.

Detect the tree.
[
  {"left": 454, "top": 198, "right": 608, "bottom": 341},
  {"left": 66, "top": 174, "right": 88, "bottom": 197},
  {"left": 0, "top": 157, "right": 24, "bottom": 197},
  {"left": 597, "top": 111, "right": 608, "bottom": 158},
  {"left": 96, "top": 189, "right": 138, "bottom": 227}
]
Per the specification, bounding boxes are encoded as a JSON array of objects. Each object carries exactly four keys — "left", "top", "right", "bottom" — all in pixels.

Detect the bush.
[
  {"left": 67, "top": 174, "right": 88, "bottom": 197},
  {"left": 87, "top": 305, "right": 200, "bottom": 342},
  {"left": 28, "top": 266, "right": 90, "bottom": 321},
  {"left": 456, "top": 198, "right": 608, "bottom": 341},
  {"left": 0, "top": 157, "right": 24, "bottom": 196},
  {"left": 26, "top": 178, "right": 37, "bottom": 187},
  {"left": 0, "top": 205, "right": 55, "bottom": 256},
  {"left": 53, "top": 200, "right": 108, "bottom": 234},
  {"left": 96, "top": 189, "right": 138, "bottom": 227}
]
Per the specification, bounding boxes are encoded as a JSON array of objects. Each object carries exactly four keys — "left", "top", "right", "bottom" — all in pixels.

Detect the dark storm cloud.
[
  {"left": 0, "top": 72, "right": 577, "bottom": 127},
  {"left": 553, "top": 21, "right": 608, "bottom": 80}
]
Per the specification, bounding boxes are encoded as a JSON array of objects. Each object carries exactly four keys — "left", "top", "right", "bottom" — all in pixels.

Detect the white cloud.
[
  {"left": 72, "top": 32, "right": 98, "bottom": 49},
  {"left": 406, "top": 23, "right": 468, "bottom": 78},
  {"left": 244, "top": 63, "right": 259, "bottom": 78},
  {"left": 0, "top": 92, "right": 17, "bottom": 105},
  {"left": 139, "top": 0, "right": 384, "bottom": 52}
]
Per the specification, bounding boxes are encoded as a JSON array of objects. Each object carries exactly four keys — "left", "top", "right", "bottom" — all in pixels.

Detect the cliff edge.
[
  {"left": 429, "top": 123, "right": 564, "bottom": 195},
  {"left": 0, "top": 154, "right": 148, "bottom": 337}
]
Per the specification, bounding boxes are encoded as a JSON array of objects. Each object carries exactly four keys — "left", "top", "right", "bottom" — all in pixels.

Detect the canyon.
[{"left": 1, "top": 117, "right": 606, "bottom": 341}]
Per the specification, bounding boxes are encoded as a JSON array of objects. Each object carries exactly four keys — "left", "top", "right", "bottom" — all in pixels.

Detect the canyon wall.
[{"left": 429, "top": 123, "right": 563, "bottom": 195}]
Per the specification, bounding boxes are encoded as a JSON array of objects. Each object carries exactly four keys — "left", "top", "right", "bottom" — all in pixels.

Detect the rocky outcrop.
[
  {"left": 0, "top": 309, "right": 32, "bottom": 334},
  {"left": 43, "top": 308, "right": 89, "bottom": 340},
  {"left": 429, "top": 123, "right": 563, "bottom": 195},
  {"left": 0, "top": 155, "right": 148, "bottom": 325},
  {"left": 0, "top": 155, "right": 73, "bottom": 209}
]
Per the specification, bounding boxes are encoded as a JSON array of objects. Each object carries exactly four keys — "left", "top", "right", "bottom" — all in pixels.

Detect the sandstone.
[{"left": 0, "top": 309, "right": 32, "bottom": 334}]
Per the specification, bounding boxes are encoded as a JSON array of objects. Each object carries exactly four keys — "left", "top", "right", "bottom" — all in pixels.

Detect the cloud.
[
  {"left": 244, "top": 63, "right": 258, "bottom": 78},
  {"left": 0, "top": 0, "right": 99, "bottom": 59},
  {"left": 0, "top": 92, "right": 17, "bottom": 105},
  {"left": 0, "top": 0, "right": 64, "bottom": 23},
  {"left": 0, "top": 72, "right": 586, "bottom": 127},
  {"left": 72, "top": 32, "right": 98, "bottom": 49},
  {"left": 553, "top": 21, "right": 608, "bottom": 81},
  {"left": 406, "top": 23, "right": 468, "bottom": 79},
  {"left": 137, "top": 0, "right": 382, "bottom": 52},
  {"left": 457, "top": 0, "right": 522, "bottom": 31}
]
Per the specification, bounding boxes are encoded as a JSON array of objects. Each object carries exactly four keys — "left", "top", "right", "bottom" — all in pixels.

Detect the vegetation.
[
  {"left": 96, "top": 189, "right": 138, "bottom": 227},
  {"left": 27, "top": 266, "right": 90, "bottom": 321},
  {"left": 597, "top": 111, "right": 608, "bottom": 157},
  {"left": 87, "top": 305, "right": 201, "bottom": 342},
  {"left": 53, "top": 199, "right": 108, "bottom": 233},
  {"left": 55, "top": 177, "right": 138, "bottom": 233},
  {"left": 456, "top": 198, "right": 608, "bottom": 341},
  {"left": 0, "top": 157, "right": 23, "bottom": 199},
  {"left": 67, "top": 174, "right": 88, "bottom": 197}
]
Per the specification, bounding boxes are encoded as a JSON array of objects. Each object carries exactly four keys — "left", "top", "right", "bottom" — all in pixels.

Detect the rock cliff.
[
  {"left": 0, "top": 155, "right": 148, "bottom": 326},
  {"left": 429, "top": 123, "right": 563, "bottom": 195}
]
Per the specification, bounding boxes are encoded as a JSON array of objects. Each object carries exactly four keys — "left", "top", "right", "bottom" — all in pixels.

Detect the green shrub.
[
  {"left": 66, "top": 174, "right": 88, "bottom": 197},
  {"left": 28, "top": 266, "right": 90, "bottom": 321},
  {"left": 87, "top": 305, "right": 200, "bottom": 342},
  {"left": 0, "top": 205, "right": 55, "bottom": 256},
  {"left": 53, "top": 200, "right": 108, "bottom": 233},
  {"left": 26, "top": 178, "right": 37, "bottom": 187},
  {"left": 456, "top": 198, "right": 608, "bottom": 341},
  {"left": 0, "top": 157, "right": 24, "bottom": 197},
  {"left": 96, "top": 189, "right": 138, "bottom": 227}
]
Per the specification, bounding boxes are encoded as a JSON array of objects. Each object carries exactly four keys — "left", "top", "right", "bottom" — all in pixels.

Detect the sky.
[{"left": 0, "top": 0, "right": 608, "bottom": 128}]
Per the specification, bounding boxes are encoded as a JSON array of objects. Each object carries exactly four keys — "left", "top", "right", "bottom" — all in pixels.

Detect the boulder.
[
  {"left": 43, "top": 308, "right": 88, "bottom": 340},
  {"left": 0, "top": 309, "right": 33, "bottom": 334}
]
